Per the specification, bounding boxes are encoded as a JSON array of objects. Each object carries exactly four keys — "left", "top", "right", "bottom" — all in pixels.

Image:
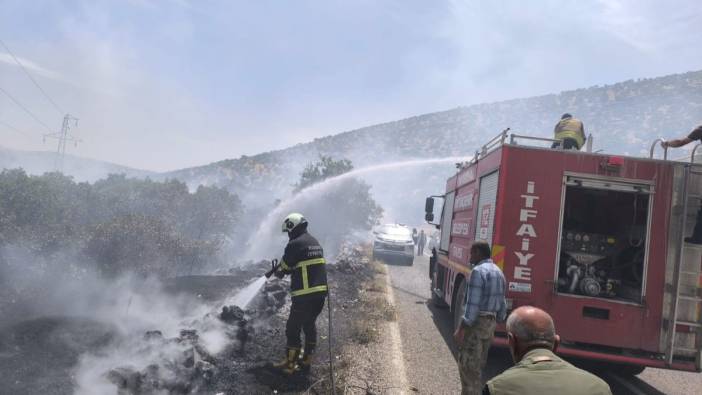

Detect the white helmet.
[{"left": 282, "top": 213, "right": 307, "bottom": 233}]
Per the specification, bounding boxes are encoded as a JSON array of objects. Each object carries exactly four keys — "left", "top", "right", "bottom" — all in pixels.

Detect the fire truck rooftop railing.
[
  {"left": 476, "top": 130, "right": 702, "bottom": 164},
  {"left": 651, "top": 138, "right": 702, "bottom": 164},
  {"left": 650, "top": 138, "right": 669, "bottom": 160},
  {"left": 476, "top": 128, "right": 511, "bottom": 160},
  {"left": 476, "top": 128, "right": 575, "bottom": 161},
  {"left": 509, "top": 133, "right": 563, "bottom": 147},
  {"left": 691, "top": 143, "right": 702, "bottom": 163}
]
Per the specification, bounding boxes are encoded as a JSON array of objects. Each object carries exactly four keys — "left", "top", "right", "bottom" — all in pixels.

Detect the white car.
[{"left": 372, "top": 224, "right": 415, "bottom": 265}]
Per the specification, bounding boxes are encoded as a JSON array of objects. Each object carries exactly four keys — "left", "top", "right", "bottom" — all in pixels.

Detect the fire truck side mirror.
[
  {"left": 425, "top": 212, "right": 434, "bottom": 222},
  {"left": 425, "top": 197, "right": 434, "bottom": 214}
]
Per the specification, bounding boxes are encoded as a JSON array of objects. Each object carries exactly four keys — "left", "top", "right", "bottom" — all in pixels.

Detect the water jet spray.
[{"left": 243, "top": 156, "right": 469, "bottom": 260}]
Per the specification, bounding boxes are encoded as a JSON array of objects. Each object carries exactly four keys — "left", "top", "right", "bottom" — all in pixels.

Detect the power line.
[
  {"left": 0, "top": 85, "right": 54, "bottom": 134},
  {"left": 0, "top": 118, "right": 32, "bottom": 137},
  {"left": 0, "top": 38, "right": 64, "bottom": 115}
]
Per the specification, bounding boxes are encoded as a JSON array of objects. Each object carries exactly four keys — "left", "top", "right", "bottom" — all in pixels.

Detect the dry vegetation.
[
  {"left": 329, "top": 255, "right": 405, "bottom": 394},
  {"left": 349, "top": 260, "right": 397, "bottom": 345}
]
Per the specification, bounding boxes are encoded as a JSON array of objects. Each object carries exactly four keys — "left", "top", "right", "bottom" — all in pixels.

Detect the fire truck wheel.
[
  {"left": 610, "top": 364, "right": 645, "bottom": 376},
  {"left": 430, "top": 264, "right": 448, "bottom": 308},
  {"left": 452, "top": 278, "right": 467, "bottom": 332}
]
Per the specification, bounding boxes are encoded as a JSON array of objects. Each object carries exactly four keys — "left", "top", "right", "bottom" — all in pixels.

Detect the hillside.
[
  {"left": 0, "top": 146, "right": 153, "bottom": 182},
  {"left": 4, "top": 70, "right": 701, "bottom": 216},
  {"left": 163, "top": 70, "right": 702, "bottom": 205}
]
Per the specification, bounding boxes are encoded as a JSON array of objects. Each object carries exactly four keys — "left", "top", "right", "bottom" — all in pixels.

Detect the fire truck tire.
[
  {"left": 610, "top": 364, "right": 645, "bottom": 376},
  {"left": 431, "top": 288, "right": 443, "bottom": 307},
  {"left": 452, "top": 278, "right": 467, "bottom": 332},
  {"left": 429, "top": 265, "right": 448, "bottom": 308}
]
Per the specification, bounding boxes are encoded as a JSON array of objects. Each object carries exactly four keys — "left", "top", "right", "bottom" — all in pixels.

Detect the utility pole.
[{"left": 44, "top": 114, "right": 80, "bottom": 171}]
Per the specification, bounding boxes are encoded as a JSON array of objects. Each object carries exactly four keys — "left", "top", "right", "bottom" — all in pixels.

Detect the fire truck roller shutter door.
[
  {"left": 476, "top": 171, "right": 500, "bottom": 245},
  {"left": 440, "top": 192, "right": 456, "bottom": 252}
]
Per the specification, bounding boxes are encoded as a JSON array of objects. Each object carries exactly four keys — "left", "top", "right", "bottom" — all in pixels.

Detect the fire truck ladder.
[{"left": 662, "top": 140, "right": 702, "bottom": 368}]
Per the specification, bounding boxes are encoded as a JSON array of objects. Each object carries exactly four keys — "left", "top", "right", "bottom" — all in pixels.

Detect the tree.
[
  {"left": 291, "top": 157, "right": 383, "bottom": 254},
  {"left": 0, "top": 170, "right": 243, "bottom": 277},
  {"left": 182, "top": 185, "right": 241, "bottom": 243},
  {"left": 294, "top": 156, "right": 353, "bottom": 192},
  {"left": 85, "top": 214, "right": 206, "bottom": 277}
]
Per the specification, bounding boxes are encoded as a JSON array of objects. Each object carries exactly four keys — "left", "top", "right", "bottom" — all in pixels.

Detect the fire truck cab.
[{"left": 425, "top": 130, "right": 702, "bottom": 373}]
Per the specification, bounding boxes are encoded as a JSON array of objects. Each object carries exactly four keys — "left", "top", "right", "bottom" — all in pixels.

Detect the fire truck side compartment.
[
  {"left": 498, "top": 145, "right": 674, "bottom": 354},
  {"left": 555, "top": 175, "right": 652, "bottom": 304}
]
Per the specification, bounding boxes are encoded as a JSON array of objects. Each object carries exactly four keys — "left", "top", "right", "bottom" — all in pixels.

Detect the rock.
[
  {"left": 144, "top": 330, "right": 163, "bottom": 341},
  {"left": 182, "top": 347, "right": 195, "bottom": 368},
  {"left": 271, "top": 290, "right": 287, "bottom": 303},
  {"left": 106, "top": 366, "right": 141, "bottom": 391},
  {"left": 195, "top": 360, "right": 217, "bottom": 381},
  {"left": 220, "top": 305, "right": 247, "bottom": 325},
  {"left": 179, "top": 329, "right": 198, "bottom": 343},
  {"left": 264, "top": 281, "right": 285, "bottom": 293}
]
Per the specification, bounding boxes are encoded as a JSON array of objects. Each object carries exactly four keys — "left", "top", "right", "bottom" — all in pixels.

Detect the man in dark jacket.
[{"left": 272, "top": 213, "right": 328, "bottom": 374}]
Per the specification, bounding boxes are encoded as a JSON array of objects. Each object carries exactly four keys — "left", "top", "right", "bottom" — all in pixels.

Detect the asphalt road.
[
  {"left": 383, "top": 254, "right": 513, "bottom": 394},
  {"left": 383, "top": 254, "right": 702, "bottom": 395}
]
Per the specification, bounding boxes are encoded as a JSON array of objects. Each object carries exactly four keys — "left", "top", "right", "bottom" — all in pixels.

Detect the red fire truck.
[{"left": 424, "top": 130, "right": 702, "bottom": 373}]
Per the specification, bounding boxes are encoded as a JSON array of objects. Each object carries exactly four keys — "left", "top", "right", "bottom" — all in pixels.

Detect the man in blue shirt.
[{"left": 453, "top": 241, "right": 507, "bottom": 395}]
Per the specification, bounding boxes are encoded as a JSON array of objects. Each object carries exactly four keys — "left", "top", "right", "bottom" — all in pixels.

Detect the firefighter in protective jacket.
[
  {"left": 272, "top": 213, "right": 328, "bottom": 374},
  {"left": 552, "top": 113, "right": 586, "bottom": 150}
]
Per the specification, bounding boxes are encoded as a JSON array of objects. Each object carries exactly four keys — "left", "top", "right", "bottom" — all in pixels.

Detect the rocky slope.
[{"left": 162, "top": 70, "right": 702, "bottom": 199}]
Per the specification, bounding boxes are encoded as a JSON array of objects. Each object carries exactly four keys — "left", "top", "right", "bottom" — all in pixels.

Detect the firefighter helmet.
[{"left": 282, "top": 213, "right": 307, "bottom": 233}]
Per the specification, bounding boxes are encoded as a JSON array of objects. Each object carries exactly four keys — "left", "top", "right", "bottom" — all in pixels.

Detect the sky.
[{"left": 0, "top": 0, "right": 701, "bottom": 172}]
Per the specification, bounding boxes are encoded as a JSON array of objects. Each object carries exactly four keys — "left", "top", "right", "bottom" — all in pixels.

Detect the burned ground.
[
  {"left": 0, "top": 317, "right": 117, "bottom": 394},
  {"left": 0, "top": 245, "right": 378, "bottom": 395}
]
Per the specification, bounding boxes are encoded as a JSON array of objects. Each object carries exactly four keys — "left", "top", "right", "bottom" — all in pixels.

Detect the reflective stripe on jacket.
[
  {"left": 554, "top": 118, "right": 585, "bottom": 149},
  {"left": 280, "top": 230, "right": 328, "bottom": 298}
]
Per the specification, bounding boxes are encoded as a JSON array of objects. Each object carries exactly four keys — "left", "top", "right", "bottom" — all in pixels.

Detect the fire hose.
[
  {"left": 264, "top": 258, "right": 281, "bottom": 278},
  {"left": 327, "top": 285, "right": 336, "bottom": 395},
  {"left": 265, "top": 259, "right": 336, "bottom": 394}
]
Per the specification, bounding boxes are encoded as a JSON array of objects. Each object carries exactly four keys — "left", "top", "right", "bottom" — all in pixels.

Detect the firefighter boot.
[
  {"left": 299, "top": 343, "right": 316, "bottom": 374},
  {"left": 273, "top": 347, "right": 300, "bottom": 375},
  {"left": 685, "top": 208, "right": 702, "bottom": 244}
]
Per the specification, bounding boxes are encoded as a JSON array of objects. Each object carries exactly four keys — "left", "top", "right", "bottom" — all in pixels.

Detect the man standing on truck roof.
[
  {"left": 483, "top": 306, "right": 612, "bottom": 395},
  {"left": 552, "top": 113, "right": 586, "bottom": 150},
  {"left": 662, "top": 124, "right": 702, "bottom": 244},
  {"left": 272, "top": 213, "right": 328, "bottom": 375},
  {"left": 453, "top": 241, "right": 507, "bottom": 395}
]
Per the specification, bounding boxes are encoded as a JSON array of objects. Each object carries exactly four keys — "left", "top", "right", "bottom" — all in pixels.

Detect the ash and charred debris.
[
  {"left": 219, "top": 305, "right": 251, "bottom": 354},
  {"left": 261, "top": 279, "right": 288, "bottom": 313},
  {"left": 332, "top": 243, "right": 369, "bottom": 274},
  {"left": 106, "top": 328, "right": 219, "bottom": 395},
  {"left": 143, "top": 330, "right": 163, "bottom": 341},
  {"left": 103, "top": 244, "right": 376, "bottom": 394},
  {"left": 106, "top": 274, "right": 296, "bottom": 394}
]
